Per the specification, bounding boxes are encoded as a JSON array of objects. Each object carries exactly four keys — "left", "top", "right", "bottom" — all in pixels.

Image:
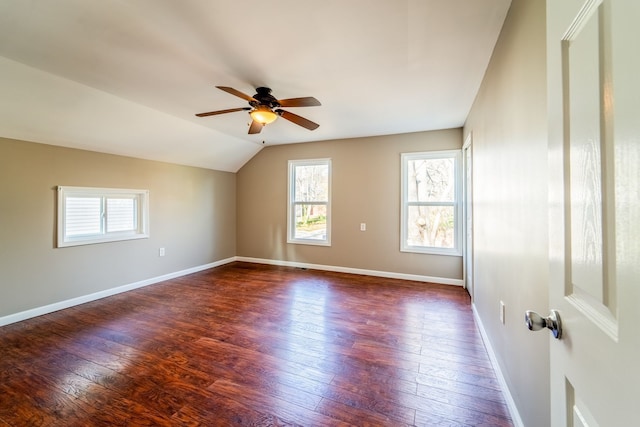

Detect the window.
[
  {"left": 401, "top": 150, "right": 462, "bottom": 255},
  {"left": 57, "top": 186, "right": 149, "bottom": 247},
  {"left": 288, "top": 159, "right": 331, "bottom": 245}
]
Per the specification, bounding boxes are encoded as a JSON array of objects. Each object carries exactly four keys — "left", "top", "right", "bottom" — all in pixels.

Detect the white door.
[
  {"left": 547, "top": 0, "right": 640, "bottom": 426},
  {"left": 463, "top": 135, "right": 474, "bottom": 300}
]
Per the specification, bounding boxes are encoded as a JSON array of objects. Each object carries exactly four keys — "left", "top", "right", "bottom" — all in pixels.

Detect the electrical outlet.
[
  {"left": 500, "top": 300, "right": 505, "bottom": 324},
  {"left": 360, "top": 223, "right": 366, "bottom": 231},
  {"left": 159, "top": 247, "right": 165, "bottom": 257}
]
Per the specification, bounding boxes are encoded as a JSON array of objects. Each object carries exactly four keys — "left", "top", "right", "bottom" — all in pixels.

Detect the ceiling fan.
[{"left": 196, "top": 86, "right": 321, "bottom": 134}]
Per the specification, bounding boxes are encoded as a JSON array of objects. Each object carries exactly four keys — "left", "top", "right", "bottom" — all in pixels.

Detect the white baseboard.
[
  {"left": 235, "top": 256, "right": 464, "bottom": 286},
  {"left": 1, "top": 256, "right": 461, "bottom": 327},
  {"left": 0, "top": 257, "right": 236, "bottom": 327},
  {"left": 472, "top": 304, "right": 525, "bottom": 427}
]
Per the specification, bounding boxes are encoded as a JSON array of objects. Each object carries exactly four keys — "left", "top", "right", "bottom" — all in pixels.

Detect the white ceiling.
[{"left": 0, "top": 0, "right": 511, "bottom": 172}]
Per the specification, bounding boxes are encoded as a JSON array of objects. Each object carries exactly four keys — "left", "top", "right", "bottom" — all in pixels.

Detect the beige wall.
[
  {"left": 236, "top": 130, "right": 463, "bottom": 280},
  {"left": 0, "top": 137, "right": 236, "bottom": 318},
  {"left": 464, "top": 0, "right": 549, "bottom": 426}
]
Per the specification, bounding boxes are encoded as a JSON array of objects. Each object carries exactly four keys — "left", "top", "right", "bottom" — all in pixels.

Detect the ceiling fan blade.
[
  {"left": 248, "top": 120, "right": 263, "bottom": 134},
  {"left": 216, "top": 86, "right": 257, "bottom": 102},
  {"left": 277, "top": 97, "right": 321, "bottom": 108},
  {"left": 195, "top": 107, "right": 250, "bottom": 117},
  {"left": 276, "top": 109, "right": 320, "bottom": 130}
]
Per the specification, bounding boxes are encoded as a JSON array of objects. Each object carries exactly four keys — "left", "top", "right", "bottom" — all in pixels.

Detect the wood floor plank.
[
  {"left": 315, "top": 397, "right": 410, "bottom": 426},
  {"left": 0, "top": 262, "right": 513, "bottom": 426}
]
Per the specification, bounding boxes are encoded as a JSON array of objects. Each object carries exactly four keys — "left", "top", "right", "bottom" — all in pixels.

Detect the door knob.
[{"left": 525, "top": 309, "right": 562, "bottom": 339}]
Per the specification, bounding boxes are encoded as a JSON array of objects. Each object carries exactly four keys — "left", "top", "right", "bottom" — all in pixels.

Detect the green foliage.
[{"left": 297, "top": 215, "right": 326, "bottom": 228}]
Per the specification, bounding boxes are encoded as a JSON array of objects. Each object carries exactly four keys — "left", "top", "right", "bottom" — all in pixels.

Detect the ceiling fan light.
[{"left": 250, "top": 106, "right": 278, "bottom": 125}]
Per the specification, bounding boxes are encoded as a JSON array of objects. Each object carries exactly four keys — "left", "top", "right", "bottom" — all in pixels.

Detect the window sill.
[
  {"left": 287, "top": 239, "right": 331, "bottom": 247},
  {"left": 400, "top": 246, "right": 462, "bottom": 256},
  {"left": 58, "top": 233, "right": 149, "bottom": 248}
]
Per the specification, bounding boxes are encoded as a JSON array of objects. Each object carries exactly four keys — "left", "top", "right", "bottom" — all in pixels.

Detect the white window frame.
[
  {"left": 57, "top": 186, "right": 149, "bottom": 248},
  {"left": 401, "top": 150, "right": 462, "bottom": 256},
  {"left": 287, "top": 159, "right": 331, "bottom": 246}
]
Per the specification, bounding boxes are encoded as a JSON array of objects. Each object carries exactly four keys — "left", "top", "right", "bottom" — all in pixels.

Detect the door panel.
[
  {"left": 548, "top": 0, "right": 640, "bottom": 426},
  {"left": 566, "top": 380, "right": 601, "bottom": 427},
  {"left": 563, "top": 0, "right": 617, "bottom": 336}
]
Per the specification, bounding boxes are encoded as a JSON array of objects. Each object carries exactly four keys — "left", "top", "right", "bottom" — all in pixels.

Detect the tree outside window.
[{"left": 401, "top": 151, "right": 461, "bottom": 255}]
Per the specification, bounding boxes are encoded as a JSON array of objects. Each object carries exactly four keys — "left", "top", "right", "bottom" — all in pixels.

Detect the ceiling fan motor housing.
[{"left": 251, "top": 87, "right": 280, "bottom": 109}]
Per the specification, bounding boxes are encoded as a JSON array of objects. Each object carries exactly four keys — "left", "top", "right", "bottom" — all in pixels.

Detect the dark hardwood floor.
[{"left": 0, "top": 262, "right": 513, "bottom": 426}]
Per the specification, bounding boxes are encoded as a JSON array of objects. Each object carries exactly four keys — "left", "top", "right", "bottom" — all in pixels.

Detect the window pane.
[
  {"left": 294, "top": 204, "right": 327, "bottom": 240},
  {"left": 106, "top": 198, "right": 136, "bottom": 232},
  {"left": 407, "top": 158, "right": 455, "bottom": 202},
  {"left": 65, "top": 197, "right": 101, "bottom": 236},
  {"left": 294, "top": 164, "right": 328, "bottom": 202},
  {"left": 406, "top": 205, "right": 455, "bottom": 248}
]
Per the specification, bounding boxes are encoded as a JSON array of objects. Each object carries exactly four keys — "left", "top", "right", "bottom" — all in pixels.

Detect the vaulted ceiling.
[{"left": 0, "top": 1, "right": 511, "bottom": 172}]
